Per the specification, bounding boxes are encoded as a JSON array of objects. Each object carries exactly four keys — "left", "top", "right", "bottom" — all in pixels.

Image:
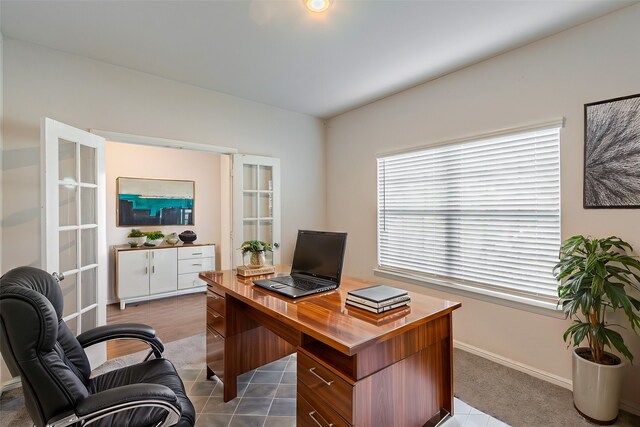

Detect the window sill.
[{"left": 373, "top": 268, "right": 565, "bottom": 319}]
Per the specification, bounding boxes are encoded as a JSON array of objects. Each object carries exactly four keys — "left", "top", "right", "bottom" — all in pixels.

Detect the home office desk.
[{"left": 200, "top": 268, "right": 461, "bottom": 427}]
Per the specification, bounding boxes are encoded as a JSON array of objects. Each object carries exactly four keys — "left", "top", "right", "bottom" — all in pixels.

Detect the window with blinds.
[{"left": 377, "top": 123, "right": 561, "bottom": 308}]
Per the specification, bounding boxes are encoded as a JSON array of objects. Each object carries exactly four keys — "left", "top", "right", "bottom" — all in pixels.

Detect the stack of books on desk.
[{"left": 346, "top": 285, "right": 410, "bottom": 314}]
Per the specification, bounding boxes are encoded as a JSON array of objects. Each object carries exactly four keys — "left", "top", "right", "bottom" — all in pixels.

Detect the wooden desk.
[{"left": 200, "top": 268, "right": 461, "bottom": 427}]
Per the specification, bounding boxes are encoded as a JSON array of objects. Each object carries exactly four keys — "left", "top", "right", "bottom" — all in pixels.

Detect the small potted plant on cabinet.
[
  {"left": 144, "top": 231, "right": 165, "bottom": 246},
  {"left": 554, "top": 235, "right": 640, "bottom": 424},
  {"left": 127, "top": 229, "right": 146, "bottom": 247},
  {"left": 240, "top": 240, "right": 273, "bottom": 267}
]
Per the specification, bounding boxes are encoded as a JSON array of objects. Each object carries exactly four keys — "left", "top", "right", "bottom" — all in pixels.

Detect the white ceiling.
[{"left": 1, "top": 0, "right": 634, "bottom": 118}]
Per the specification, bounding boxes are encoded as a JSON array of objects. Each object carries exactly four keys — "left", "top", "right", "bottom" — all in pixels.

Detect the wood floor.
[{"left": 106, "top": 292, "right": 206, "bottom": 359}]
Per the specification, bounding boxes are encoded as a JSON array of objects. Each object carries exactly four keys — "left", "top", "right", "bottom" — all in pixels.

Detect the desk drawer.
[
  {"left": 206, "top": 327, "right": 224, "bottom": 381},
  {"left": 178, "top": 245, "right": 214, "bottom": 260},
  {"left": 298, "top": 350, "right": 353, "bottom": 423},
  {"left": 207, "top": 307, "right": 225, "bottom": 337},
  {"left": 207, "top": 289, "right": 225, "bottom": 316},
  {"left": 297, "top": 384, "right": 351, "bottom": 427},
  {"left": 178, "top": 258, "right": 214, "bottom": 274},
  {"left": 178, "top": 272, "right": 206, "bottom": 290}
]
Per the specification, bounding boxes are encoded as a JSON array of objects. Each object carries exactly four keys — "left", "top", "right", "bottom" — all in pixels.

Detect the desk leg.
[{"left": 223, "top": 296, "right": 296, "bottom": 402}]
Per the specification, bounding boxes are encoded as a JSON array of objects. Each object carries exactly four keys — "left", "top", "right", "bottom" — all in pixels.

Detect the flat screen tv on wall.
[{"left": 117, "top": 177, "right": 195, "bottom": 226}]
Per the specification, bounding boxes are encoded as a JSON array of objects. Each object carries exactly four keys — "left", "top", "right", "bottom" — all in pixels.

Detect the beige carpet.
[{"left": 453, "top": 348, "right": 640, "bottom": 427}]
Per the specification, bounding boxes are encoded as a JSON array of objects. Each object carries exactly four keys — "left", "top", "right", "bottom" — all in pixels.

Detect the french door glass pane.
[
  {"left": 59, "top": 229, "right": 78, "bottom": 273},
  {"left": 259, "top": 220, "right": 272, "bottom": 243},
  {"left": 59, "top": 185, "right": 77, "bottom": 227},
  {"left": 61, "top": 273, "right": 78, "bottom": 317},
  {"left": 259, "top": 166, "right": 272, "bottom": 191},
  {"left": 259, "top": 193, "right": 273, "bottom": 218},
  {"left": 243, "top": 165, "right": 257, "bottom": 190},
  {"left": 81, "top": 228, "right": 97, "bottom": 266},
  {"left": 81, "top": 308, "right": 97, "bottom": 334},
  {"left": 80, "top": 145, "right": 96, "bottom": 184},
  {"left": 58, "top": 138, "right": 76, "bottom": 181},
  {"left": 243, "top": 193, "right": 257, "bottom": 218},
  {"left": 243, "top": 220, "right": 257, "bottom": 241},
  {"left": 81, "top": 268, "right": 97, "bottom": 309},
  {"left": 66, "top": 317, "right": 78, "bottom": 336},
  {"left": 81, "top": 187, "right": 96, "bottom": 224}
]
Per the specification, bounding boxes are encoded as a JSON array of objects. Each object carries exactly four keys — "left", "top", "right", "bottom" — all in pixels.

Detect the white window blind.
[{"left": 377, "top": 124, "right": 561, "bottom": 307}]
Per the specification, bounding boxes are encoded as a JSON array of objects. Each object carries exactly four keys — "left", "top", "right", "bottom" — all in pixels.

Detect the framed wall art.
[
  {"left": 117, "top": 177, "right": 195, "bottom": 226},
  {"left": 584, "top": 93, "right": 640, "bottom": 208}
]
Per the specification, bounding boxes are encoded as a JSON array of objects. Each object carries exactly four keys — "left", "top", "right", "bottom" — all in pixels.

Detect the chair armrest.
[
  {"left": 76, "top": 323, "right": 164, "bottom": 357},
  {"left": 76, "top": 383, "right": 179, "bottom": 416},
  {"left": 46, "top": 384, "right": 181, "bottom": 427}
]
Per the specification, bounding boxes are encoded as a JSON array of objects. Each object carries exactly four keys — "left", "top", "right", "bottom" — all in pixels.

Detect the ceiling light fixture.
[{"left": 304, "top": 0, "right": 332, "bottom": 13}]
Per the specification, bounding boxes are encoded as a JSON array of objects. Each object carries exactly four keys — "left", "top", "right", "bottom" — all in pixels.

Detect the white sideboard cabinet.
[{"left": 115, "top": 243, "right": 215, "bottom": 309}]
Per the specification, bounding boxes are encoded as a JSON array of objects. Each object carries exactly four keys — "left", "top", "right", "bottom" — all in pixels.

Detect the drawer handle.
[
  {"left": 309, "top": 367, "right": 334, "bottom": 386},
  {"left": 192, "top": 263, "right": 203, "bottom": 266},
  {"left": 309, "top": 411, "right": 334, "bottom": 427},
  {"left": 192, "top": 252, "right": 203, "bottom": 255}
]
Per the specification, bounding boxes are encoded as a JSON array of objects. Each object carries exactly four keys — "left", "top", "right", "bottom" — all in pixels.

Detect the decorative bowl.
[
  {"left": 127, "top": 236, "right": 147, "bottom": 247},
  {"left": 179, "top": 230, "right": 197, "bottom": 244},
  {"left": 165, "top": 233, "right": 180, "bottom": 245},
  {"left": 145, "top": 238, "right": 164, "bottom": 246}
]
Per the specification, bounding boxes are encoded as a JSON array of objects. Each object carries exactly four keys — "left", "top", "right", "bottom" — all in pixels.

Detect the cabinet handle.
[
  {"left": 152, "top": 265, "right": 155, "bottom": 274},
  {"left": 308, "top": 367, "right": 333, "bottom": 386},
  {"left": 145, "top": 267, "right": 148, "bottom": 274},
  {"left": 308, "top": 411, "right": 333, "bottom": 427}
]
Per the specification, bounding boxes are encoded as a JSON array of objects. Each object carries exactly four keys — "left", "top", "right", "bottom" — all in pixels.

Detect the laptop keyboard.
[{"left": 272, "top": 276, "right": 329, "bottom": 291}]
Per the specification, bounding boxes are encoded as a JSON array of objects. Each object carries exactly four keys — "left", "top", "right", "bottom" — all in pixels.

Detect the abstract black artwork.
[{"left": 584, "top": 94, "right": 640, "bottom": 208}]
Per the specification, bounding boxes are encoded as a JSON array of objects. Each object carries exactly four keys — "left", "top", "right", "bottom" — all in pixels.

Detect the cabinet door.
[
  {"left": 117, "top": 251, "right": 150, "bottom": 299},
  {"left": 150, "top": 248, "right": 178, "bottom": 294}
]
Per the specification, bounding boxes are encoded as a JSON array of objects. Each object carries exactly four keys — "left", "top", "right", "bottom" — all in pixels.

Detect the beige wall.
[
  {"left": 1, "top": 38, "right": 326, "bottom": 274},
  {"left": 104, "top": 141, "right": 222, "bottom": 303},
  {"left": 326, "top": 4, "right": 640, "bottom": 409},
  {"left": 1, "top": 38, "right": 326, "bottom": 384}
]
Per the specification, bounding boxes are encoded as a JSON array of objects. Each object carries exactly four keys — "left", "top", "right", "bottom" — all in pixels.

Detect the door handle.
[
  {"left": 52, "top": 272, "right": 65, "bottom": 283},
  {"left": 273, "top": 242, "right": 280, "bottom": 249}
]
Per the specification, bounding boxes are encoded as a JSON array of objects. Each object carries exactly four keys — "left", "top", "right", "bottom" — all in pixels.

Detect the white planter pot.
[{"left": 572, "top": 347, "right": 625, "bottom": 424}]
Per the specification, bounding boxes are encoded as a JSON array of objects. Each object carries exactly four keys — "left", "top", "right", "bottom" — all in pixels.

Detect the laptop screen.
[{"left": 290, "top": 230, "right": 347, "bottom": 283}]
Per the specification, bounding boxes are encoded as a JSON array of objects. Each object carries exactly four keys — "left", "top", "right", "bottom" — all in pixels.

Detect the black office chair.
[{"left": 0, "top": 266, "right": 195, "bottom": 427}]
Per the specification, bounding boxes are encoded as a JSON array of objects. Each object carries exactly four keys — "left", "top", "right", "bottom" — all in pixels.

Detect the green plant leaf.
[{"left": 603, "top": 328, "right": 633, "bottom": 364}]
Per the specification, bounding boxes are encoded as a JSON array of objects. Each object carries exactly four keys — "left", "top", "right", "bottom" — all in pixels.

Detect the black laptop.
[{"left": 253, "top": 230, "right": 347, "bottom": 298}]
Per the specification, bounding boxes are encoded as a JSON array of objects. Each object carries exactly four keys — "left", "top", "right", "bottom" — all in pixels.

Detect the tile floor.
[
  {"left": 179, "top": 353, "right": 510, "bottom": 427},
  {"left": 180, "top": 354, "right": 298, "bottom": 427},
  {"left": 442, "top": 398, "right": 510, "bottom": 427}
]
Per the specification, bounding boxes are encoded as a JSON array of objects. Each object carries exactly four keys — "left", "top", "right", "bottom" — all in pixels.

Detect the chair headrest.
[{"left": 1, "top": 266, "right": 64, "bottom": 320}]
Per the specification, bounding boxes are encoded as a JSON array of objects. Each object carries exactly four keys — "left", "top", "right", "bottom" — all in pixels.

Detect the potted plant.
[
  {"left": 240, "top": 240, "right": 273, "bottom": 267},
  {"left": 554, "top": 235, "right": 640, "bottom": 424},
  {"left": 127, "top": 229, "right": 146, "bottom": 247},
  {"left": 144, "top": 231, "right": 165, "bottom": 246}
]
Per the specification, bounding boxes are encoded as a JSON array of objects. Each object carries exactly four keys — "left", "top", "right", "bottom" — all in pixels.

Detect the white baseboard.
[
  {"left": 620, "top": 400, "right": 640, "bottom": 417},
  {"left": 453, "top": 340, "right": 572, "bottom": 389},
  {"left": 453, "top": 340, "right": 640, "bottom": 417},
  {"left": 0, "top": 377, "right": 22, "bottom": 396}
]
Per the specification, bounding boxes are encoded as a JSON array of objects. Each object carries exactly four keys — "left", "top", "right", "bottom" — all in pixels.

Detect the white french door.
[
  {"left": 42, "top": 118, "right": 107, "bottom": 368},
  {"left": 232, "top": 155, "right": 281, "bottom": 268}
]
